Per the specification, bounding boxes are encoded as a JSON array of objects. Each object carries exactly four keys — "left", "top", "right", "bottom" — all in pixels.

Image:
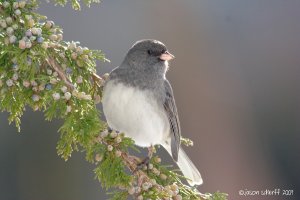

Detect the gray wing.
[{"left": 163, "top": 80, "right": 181, "bottom": 161}]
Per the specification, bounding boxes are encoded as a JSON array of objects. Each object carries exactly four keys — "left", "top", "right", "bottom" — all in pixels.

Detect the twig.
[
  {"left": 91, "top": 72, "right": 104, "bottom": 87},
  {"left": 121, "top": 152, "right": 139, "bottom": 172},
  {"left": 46, "top": 57, "right": 75, "bottom": 90}
]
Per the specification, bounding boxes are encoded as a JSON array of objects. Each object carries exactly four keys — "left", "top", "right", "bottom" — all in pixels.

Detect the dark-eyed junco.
[{"left": 102, "top": 39, "right": 202, "bottom": 186}]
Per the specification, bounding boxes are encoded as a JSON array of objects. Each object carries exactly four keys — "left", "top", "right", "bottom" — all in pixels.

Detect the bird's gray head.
[{"left": 121, "top": 39, "right": 174, "bottom": 74}]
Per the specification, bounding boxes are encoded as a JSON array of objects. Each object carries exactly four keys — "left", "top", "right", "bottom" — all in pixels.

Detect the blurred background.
[{"left": 1, "top": 0, "right": 300, "bottom": 199}]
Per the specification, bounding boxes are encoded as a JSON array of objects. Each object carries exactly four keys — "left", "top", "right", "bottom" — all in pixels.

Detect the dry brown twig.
[
  {"left": 91, "top": 72, "right": 104, "bottom": 87},
  {"left": 46, "top": 57, "right": 104, "bottom": 91},
  {"left": 46, "top": 57, "right": 75, "bottom": 90}
]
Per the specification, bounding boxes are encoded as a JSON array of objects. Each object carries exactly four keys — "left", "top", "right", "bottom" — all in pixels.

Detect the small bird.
[{"left": 102, "top": 39, "right": 202, "bottom": 186}]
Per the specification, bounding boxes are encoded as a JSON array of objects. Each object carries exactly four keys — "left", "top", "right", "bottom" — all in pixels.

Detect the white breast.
[{"left": 102, "top": 81, "right": 169, "bottom": 147}]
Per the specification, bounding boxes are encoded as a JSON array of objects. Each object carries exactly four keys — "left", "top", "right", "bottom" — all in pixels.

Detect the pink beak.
[{"left": 160, "top": 51, "right": 175, "bottom": 61}]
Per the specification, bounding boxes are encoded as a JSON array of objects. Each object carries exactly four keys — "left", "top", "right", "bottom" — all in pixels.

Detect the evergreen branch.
[
  {"left": 92, "top": 131, "right": 228, "bottom": 199},
  {"left": 0, "top": 0, "right": 228, "bottom": 199},
  {"left": 51, "top": 0, "right": 101, "bottom": 10}
]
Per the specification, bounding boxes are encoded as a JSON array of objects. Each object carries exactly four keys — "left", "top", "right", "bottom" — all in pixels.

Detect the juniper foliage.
[{"left": 0, "top": 1, "right": 228, "bottom": 199}]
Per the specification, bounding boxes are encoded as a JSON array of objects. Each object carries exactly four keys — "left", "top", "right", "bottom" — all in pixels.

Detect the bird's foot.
[
  {"left": 134, "top": 156, "right": 151, "bottom": 173},
  {"left": 108, "top": 128, "right": 119, "bottom": 134},
  {"left": 147, "top": 145, "right": 155, "bottom": 158},
  {"left": 134, "top": 146, "right": 156, "bottom": 173}
]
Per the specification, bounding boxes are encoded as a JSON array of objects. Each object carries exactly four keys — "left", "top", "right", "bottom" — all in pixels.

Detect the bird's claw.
[{"left": 134, "top": 156, "right": 150, "bottom": 173}]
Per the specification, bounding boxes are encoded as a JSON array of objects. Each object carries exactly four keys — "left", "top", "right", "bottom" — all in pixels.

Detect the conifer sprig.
[{"left": 0, "top": 1, "right": 228, "bottom": 199}]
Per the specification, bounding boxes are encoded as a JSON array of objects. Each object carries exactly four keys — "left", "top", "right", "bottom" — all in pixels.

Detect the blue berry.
[
  {"left": 45, "top": 83, "right": 52, "bottom": 90},
  {"left": 32, "top": 94, "right": 40, "bottom": 102},
  {"left": 12, "top": 63, "right": 18, "bottom": 70},
  {"left": 25, "top": 30, "right": 32, "bottom": 37},
  {"left": 65, "top": 67, "right": 72, "bottom": 75},
  {"left": 37, "top": 37, "right": 44, "bottom": 43}
]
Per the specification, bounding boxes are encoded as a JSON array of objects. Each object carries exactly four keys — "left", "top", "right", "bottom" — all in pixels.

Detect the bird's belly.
[{"left": 102, "top": 81, "right": 169, "bottom": 147}]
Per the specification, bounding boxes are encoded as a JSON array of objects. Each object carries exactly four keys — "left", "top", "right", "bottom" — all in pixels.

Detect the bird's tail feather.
[{"left": 163, "top": 144, "right": 203, "bottom": 186}]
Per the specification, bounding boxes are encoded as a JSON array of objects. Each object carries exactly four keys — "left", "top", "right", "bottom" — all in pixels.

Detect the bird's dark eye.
[
  {"left": 161, "top": 50, "right": 166, "bottom": 54},
  {"left": 147, "top": 50, "right": 153, "bottom": 55}
]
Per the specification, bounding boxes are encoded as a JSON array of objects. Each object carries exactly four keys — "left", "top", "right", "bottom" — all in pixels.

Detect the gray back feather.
[{"left": 163, "top": 80, "right": 181, "bottom": 161}]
